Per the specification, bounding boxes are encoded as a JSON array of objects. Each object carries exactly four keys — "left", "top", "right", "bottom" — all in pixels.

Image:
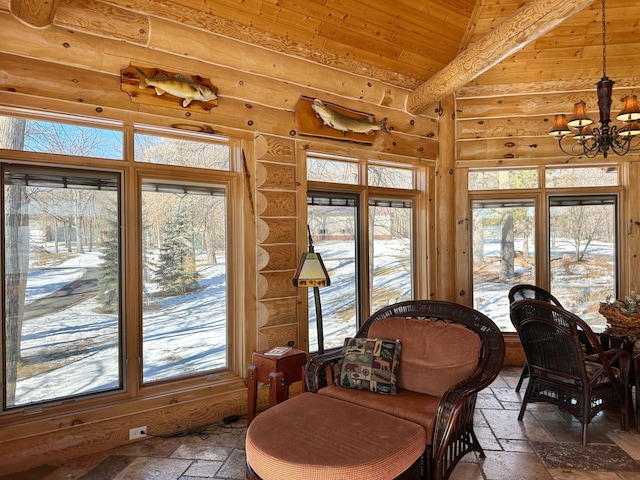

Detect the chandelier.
[{"left": 549, "top": 0, "right": 640, "bottom": 158}]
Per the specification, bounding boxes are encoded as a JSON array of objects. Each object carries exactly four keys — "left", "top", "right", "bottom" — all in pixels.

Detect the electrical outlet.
[{"left": 129, "top": 426, "right": 147, "bottom": 440}]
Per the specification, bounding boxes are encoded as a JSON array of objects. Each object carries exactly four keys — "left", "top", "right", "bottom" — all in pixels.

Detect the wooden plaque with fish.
[
  {"left": 120, "top": 65, "right": 218, "bottom": 112},
  {"left": 295, "top": 96, "right": 386, "bottom": 145}
]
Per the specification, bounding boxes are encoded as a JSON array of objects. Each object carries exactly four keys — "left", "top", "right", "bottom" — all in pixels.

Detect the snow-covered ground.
[
  {"left": 15, "top": 254, "right": 227, "bottom": 406},
  {"left": 13, "top": 236, "right": 613, "bottom": 406}
]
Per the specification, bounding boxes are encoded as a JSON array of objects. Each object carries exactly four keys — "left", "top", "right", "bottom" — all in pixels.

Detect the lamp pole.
[
  {"left": 306, "top": 226, "right": 325, "bottom": 354},
  {"left": 313, "top": 285, "right": 324, "bottom": 354}
]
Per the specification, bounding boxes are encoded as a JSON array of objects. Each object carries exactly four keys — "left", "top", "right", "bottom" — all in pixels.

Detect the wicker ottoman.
[{"left": 245, "top": 392, "right": 426, "bottom": 480}]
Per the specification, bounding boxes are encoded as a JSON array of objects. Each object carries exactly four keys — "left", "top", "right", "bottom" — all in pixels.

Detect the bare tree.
[
  {"left": 1, "top": 116, "right": 28, "bottom": 404},
  {"left": 554, "top": 204, "right": 610, "bottom": 261},
  {"left": 499, "top": 210, "right": 515, "bottom": 281}
]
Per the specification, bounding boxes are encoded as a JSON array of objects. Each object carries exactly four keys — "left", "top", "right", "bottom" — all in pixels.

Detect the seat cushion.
[
  {"left": 246, "top": 392, "right": 426, "bottom": 480},
  {"left": 318, "top": 385, "right": 440, "bottom": 442},
  {"left": 369, "top": 316, "right": 482, "bottom": 396}
]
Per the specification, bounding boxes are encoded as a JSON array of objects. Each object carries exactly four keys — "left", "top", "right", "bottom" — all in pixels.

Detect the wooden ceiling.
[
  {"left": 9, "top": 0, "right": 640, "bottom": 104},
  {"left": 104, "top": 0, "right": 640, "bottom": 92}
]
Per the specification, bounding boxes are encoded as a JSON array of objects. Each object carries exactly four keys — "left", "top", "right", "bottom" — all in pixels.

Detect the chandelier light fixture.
[{"left": 549, "top": 0, "right": 640, "bottom": 158}]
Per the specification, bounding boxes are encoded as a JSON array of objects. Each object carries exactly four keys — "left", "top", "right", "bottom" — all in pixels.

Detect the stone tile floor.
[{"left": 2, "top": 366, "right": 640, "bottom": 479}]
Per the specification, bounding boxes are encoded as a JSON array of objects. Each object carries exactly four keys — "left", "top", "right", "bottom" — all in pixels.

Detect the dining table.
[{"left": 599, "top": 327, "right": 640, "bottom": 430}]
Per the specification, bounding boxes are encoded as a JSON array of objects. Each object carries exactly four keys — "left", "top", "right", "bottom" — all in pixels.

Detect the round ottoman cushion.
[{"left": 246, "top": 392, "right": 426, "bottom": 480}]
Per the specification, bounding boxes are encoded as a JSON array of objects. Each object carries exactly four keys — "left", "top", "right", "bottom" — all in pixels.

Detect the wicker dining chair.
[
  {"left": 510, "top": 299, "right": 630, "bottom": 445},
  {"left": 508, "top": 284, "right": 564, "bottom": 392}
]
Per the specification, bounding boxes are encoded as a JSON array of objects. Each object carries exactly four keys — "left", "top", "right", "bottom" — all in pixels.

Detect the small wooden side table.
[{"left": 247, "top": 348, "right": 307, "bottom": 424}]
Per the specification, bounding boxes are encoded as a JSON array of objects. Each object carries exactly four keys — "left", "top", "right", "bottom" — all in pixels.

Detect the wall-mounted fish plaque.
[
  {"left": 121, "top": 65, "right": 218, "bottom": 112},
  {"left": 295, "top": 96, "right": 387, "bottom": 145}
]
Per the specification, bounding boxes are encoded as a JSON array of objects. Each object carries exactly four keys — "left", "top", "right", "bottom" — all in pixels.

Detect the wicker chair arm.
[
  {"left": 304, "top": 347, "right": 342, "bottom": 393},
  {"left": 431, "top": 368, "right": 490, "bottom": 459}
]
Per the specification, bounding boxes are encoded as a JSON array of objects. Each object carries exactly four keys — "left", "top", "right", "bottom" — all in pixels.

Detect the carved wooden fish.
[
  {"left": 311, "top": 99, "right": 387, "bottom": 135},
  {"left": 135, "top": 67, "right": 217, "bottom": 107}
]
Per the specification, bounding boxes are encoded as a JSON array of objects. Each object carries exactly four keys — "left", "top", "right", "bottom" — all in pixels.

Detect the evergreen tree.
[
  {"left": 96, "top": 203, "right": 119, "bottom": 313},
  {"left": 155, "top": 205, "right": 200, "bottom": 296}
]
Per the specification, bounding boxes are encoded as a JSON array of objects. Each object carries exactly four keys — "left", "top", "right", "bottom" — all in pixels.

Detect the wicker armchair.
[
  {"left": 305, "top": 300, "right": 505, "bottom": 480},
  {"left": 508, "top": 284, "right": 564, "bottom": 392},
  {"left": 510, "top": 299, "right": 630, "bottom": 445}
]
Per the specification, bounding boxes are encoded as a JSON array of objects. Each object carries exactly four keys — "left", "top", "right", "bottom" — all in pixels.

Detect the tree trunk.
[
  {"left": 0, "top": 116, "right": 28, "bottom": 405},
  {"left": 472, "top": 215, "right": 484, "bottom": 263},
  {"left": 500, "top": 211, "right": 515, "bottom": 281}
]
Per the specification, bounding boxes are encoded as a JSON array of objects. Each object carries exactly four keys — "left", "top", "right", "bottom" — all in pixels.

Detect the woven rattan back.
[
  {"left": 508, "top": 284, "right": 563, "bottom": 308},
  {"left": 510, "top": 299, "right": 587, "bottom": 380}
]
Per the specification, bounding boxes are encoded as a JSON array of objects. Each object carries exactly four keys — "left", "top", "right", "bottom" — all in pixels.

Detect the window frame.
[
  {"left": 0, "top": 109, "right": 246, "bottom": 423},
  {"left": 303, "top": 151, "right": 425, "bottom": 349},
  {"left": 465, "top": 164, "right": 625, "bottom": 332}
]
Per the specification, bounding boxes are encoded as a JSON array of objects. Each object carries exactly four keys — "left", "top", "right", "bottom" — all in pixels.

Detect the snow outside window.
[
  {"left": 3, "top": 166, "right": 122, "bottom": 409},
  {"left": 141, "top": 181, "right": 228, "bottom": 383}
]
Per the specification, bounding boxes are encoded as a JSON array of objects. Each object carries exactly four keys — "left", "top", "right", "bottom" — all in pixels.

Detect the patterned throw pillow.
[{"left": 336, "top": 337, "right": 401, "bottom": 395}]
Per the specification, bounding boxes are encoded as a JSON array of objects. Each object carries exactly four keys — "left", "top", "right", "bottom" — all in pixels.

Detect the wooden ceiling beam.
[
  {"left": 405, "top": 0, "right": 596, "bottom": 115},
  {"left": 10, "top": 0, "right": 60, "bottom": 27}
]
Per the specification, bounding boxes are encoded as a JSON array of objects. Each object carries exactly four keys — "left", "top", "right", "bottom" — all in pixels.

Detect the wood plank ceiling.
[{"left": 90, "top": 0, "right": 638, "bottom": 97}]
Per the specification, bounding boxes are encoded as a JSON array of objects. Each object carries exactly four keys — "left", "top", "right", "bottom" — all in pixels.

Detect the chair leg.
[
  {"left": 517, "top": 399, "right": 528, "bottom": 421},
  {"left": 515, "top": 362, "right": 529, "bottom": 393}
]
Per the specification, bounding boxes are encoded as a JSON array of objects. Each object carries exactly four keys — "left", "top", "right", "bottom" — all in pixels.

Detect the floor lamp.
[{"left": 292, "top": 226, "right": 331, "bottom": 354}]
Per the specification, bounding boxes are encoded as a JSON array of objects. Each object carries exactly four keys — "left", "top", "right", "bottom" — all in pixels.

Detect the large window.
[
  {"left": 141, "top": 182, "right": 228, "bottom": 383},
  {"left": 470, "top": 167, "right": 619, "bottom": 332},
  {"left": 3, "top": 167, "right": 122, "bottom": 409},
  {"left": 472, "top": 199, "right": 535, "bottom": 331},
  {"left": 369, "top": 199, "right": 413, "bottom": 313},
  {"left": 548, "top": 195, "right": 617, "bottom": 327},
  {"left": 0, "top": 112, "right": 239, "bottom": 415},
  {"left": 306, "top": 153, "right": 419, "bottom": 351},
  {"left": 307, "top": 194, "right": 359, "bottom": 351}
]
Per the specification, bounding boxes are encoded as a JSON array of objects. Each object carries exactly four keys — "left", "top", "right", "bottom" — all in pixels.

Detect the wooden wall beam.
[
  {"left": 457, "top": 77, "right": 640, "bottom": 99},
  {"left": 456, "top": 89, "right": 638, "bottom": 120},
  {"left": 455, "top": 135, "right": 617, "bottom": 162},
  {"left": 405, "top": 0, "right": 596, "bottom": 114},
  {"left": 10, "top": 0, "right": 60, "bottom": 27},
  {"left": 54, "top": 0, "right": 149, "bottom": 44},
  {"left": 0, "top": 51, "right": 436, "bottom": 160}
]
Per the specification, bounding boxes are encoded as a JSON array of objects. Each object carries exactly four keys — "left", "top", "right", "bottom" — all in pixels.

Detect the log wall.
[
  {"left": 0, "top": 0, "right": 639, "bottom": 474},
  {"left": 0, "top": 4, "right": 437, "bottom": 473}
]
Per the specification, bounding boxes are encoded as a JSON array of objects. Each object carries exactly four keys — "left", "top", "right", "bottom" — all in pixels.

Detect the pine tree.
[
  {"left": 155, "top": 205, "right": 200, "bottom": 296},
  {"left": 96, "top": 203, "right": 119, "bottom": 314}
]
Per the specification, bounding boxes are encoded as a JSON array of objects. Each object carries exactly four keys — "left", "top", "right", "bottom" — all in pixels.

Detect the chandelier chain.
[{"left": 601, "top": 0, "right": 607, "bottom": 77}]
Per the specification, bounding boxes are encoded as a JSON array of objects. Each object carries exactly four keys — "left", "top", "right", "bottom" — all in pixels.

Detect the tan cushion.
[
  {"left": 318, "top": 385, "right": 439, "bottom": 443},
  {"left": 246, "top": 392, "right": 426, "bottom": 480},
  {"left": 369, "top": 316, "right": 481, "bottom": 397}
]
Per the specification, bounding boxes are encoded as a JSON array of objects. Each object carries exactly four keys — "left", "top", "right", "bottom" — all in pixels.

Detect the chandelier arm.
[{"left": 557, "top": 136, "right": 600, "bottom": 157}]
